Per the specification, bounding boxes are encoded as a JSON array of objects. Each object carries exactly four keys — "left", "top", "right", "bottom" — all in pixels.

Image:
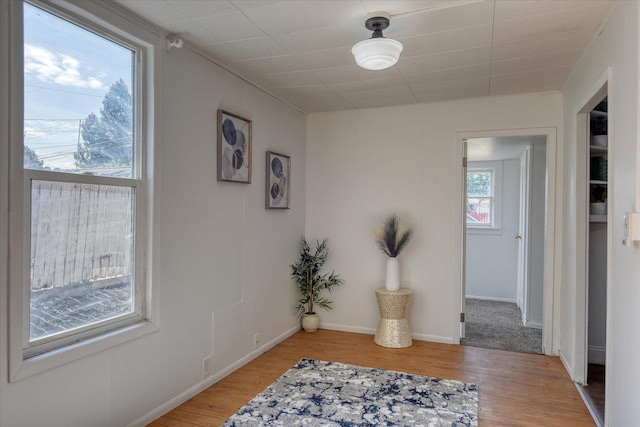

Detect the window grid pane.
[
  {"left": 23, "top": 2, "right": 134, "bottom": 178},
  {"left": 467, "top": 169, "right": 494, "bottom": 226},
  {"left": 29, "top": 180, "right": 134, "bottom": 341},
  {"left": 466, "top": 171, "right": 492, "bottom": 197},
  {"left": 467, "top": 197, "right": 493, "bottom": 225}
]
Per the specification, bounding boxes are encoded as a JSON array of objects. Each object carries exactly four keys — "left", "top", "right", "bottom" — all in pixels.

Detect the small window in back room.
[{"left": 466, "top": 169, "right": 494, "bottom": 227}]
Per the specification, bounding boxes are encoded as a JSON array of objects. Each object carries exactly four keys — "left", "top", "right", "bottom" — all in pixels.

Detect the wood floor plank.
[{"left": 148, "top": 329, "right": 594, "bottom": 426}]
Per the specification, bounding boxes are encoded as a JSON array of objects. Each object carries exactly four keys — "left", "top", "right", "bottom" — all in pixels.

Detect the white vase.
[{"left": 385, "top": 257, "right": 400, "bottom": 291}]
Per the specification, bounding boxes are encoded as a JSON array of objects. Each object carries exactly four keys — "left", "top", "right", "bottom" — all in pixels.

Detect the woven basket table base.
[{"left": 374, "top": 288, "right": 413, "bottom": 348}]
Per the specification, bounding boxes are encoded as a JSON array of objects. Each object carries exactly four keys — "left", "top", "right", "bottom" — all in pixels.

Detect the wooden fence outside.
[{"left": 30, "top": 180, "right": 133, "bottom": 291}]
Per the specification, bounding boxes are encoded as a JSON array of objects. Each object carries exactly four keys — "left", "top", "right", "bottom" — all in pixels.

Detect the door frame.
[
  {"left": 453, "top": 127, "right": 557, "bottom": 355},
  {"left": 574, "top": 68, "right": 610, "bottom": 386},
  {"left": 460, "top": 139, "right": 468, "bottom": 339}
]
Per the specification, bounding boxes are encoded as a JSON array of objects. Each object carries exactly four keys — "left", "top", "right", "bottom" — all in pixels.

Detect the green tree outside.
[
  {"left": 467, "top": 171, "right": 491, "bottom": 197},
  {"left": 75, "top": 79, "right": 132, "bottom": 169},
  {"left": 24, "top": 145, "right": 43, "bottom": 169}
]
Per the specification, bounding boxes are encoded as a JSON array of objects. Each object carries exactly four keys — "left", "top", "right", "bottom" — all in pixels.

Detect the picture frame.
[
  {"left": 265, "top": 151, "right": 290, "bottom": 209},
  {"left": 217, "top": 110, "right": 252, "bottom": 183}
]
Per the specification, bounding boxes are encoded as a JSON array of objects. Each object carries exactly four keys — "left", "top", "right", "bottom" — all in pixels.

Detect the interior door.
[
  {"left": 460, "top": 139, "right": 468, "bottom": 338},
  {"left": 517, "top": 146, "right": 531, "bottom": 324}
]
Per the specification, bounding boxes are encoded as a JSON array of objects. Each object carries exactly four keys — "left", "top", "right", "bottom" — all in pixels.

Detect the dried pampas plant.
[{"left": 375, "top": 214, "right": 413, "bottom": 258}]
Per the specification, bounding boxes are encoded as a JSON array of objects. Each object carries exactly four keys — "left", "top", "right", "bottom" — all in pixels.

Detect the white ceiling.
[{"left": 115, "top": 0, "right": 616, "bottom": 113}]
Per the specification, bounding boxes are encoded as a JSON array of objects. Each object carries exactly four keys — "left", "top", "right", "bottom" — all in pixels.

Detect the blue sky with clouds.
[{"left": 24, "top": 2, "right": 133, "bottom": 169}]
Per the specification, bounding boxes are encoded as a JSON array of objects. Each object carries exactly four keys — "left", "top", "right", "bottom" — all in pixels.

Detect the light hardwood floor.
[{"left": 149, "top": 329, "right": 595, "bottom": 426}]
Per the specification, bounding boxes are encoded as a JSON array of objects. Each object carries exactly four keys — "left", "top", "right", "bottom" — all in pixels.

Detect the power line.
[
  {"left": 25, "top": 130, "right": 78, "bottom": 134},
  {"left": 25, "top": 118, "right": 85, "bottom": 121},
  {"left": 24, "top": 143, "right": 78, "bottom": 150},
  {"left": 25, "top": 84, "right": 106, "bottom": 98}
]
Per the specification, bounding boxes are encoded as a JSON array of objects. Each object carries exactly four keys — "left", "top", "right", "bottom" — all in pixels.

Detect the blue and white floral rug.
[{"left": 222, "top": 358, "right": 478, "bottom": 426}]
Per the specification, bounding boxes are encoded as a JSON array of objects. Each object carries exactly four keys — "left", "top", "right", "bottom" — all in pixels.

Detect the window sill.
[{"left": 10, "top": 319, "right": 158, "bottom": 382}]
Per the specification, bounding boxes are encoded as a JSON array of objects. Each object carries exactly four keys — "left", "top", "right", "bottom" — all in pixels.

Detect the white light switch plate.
[{"left": 623, "top": 212, "right": 640, "bottom": 246}]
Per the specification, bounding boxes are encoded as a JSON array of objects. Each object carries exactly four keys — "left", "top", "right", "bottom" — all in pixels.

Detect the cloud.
[
  {"left": 24, "top": 44, "right": 105, "bottom": 90},
  {"left": 24, "top": 119, "right": 79, "bottom": 137}
]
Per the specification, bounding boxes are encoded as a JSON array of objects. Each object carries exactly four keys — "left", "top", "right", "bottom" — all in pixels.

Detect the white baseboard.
[
  {"left": 320, "top": 323, "right": 455, "bottom": 345},
  {"left": 524, "top": 320, "right": 542, "bottom": 329},
  {"left": 411, "top": 332, "right": 455, "bottom": 344},
  {"left": 128, "top": 325, "right": 301, "bottom": 427},
  {"left": 320, "top": 322, "right": 376, "bottom": 336},
  {"left": 465, "top": 295, "right": 517, "bottom": 303},
  {"left": 588, "top": 345, "right": 606, "bottom": 365},
  {"left": 558, "top": 349, "right": 575, "bottom": 382}
]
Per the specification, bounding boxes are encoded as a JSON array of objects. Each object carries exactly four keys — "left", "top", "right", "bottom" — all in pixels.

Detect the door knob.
[{"left": 515, "top": 234, "right": 522, "bottom": 239}]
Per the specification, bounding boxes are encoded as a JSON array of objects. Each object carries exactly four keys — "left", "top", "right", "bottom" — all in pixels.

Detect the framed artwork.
[
  {"left": 265, "top": 151, "right": 290, "bottom": 209},
  {"left": 217, "top": 110, "right": 252, "bottom": 183}
]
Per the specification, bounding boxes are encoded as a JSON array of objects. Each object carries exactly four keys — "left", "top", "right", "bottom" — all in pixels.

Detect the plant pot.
[
  {"left": 385, "top": 257, "right": 400, "bottom": 291},
  {"left": 301, "top": 313, "right": 319, "bottom": 332}
]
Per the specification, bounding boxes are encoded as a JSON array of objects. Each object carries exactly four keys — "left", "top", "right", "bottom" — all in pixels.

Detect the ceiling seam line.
[
  {"left": 389, "top": 0, "right": 487, "bottom": 19},
  {"left": 488, "top": 0, "right": 497, "bottom": 97},
  {"left": 182, "top": 43, "right": 305, "bottom": 114}
]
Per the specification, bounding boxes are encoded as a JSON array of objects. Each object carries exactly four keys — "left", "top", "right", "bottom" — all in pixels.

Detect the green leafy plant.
[
  {"left": 290, "top": 237, "right": 343, "bottom": 318},
  {"left": 375, "top": 214, "right": 413, "bottom": 257}
]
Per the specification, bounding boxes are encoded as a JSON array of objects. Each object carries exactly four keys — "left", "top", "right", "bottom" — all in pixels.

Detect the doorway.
[
  {"left": 462, "top": 136, "right": 545, "bottom": 354},
  {"left": 575, "top": 81, "right": 609, "bottom": 427},
  {"left": 455, "top": 128, "right": 557, "bottom": 356}
]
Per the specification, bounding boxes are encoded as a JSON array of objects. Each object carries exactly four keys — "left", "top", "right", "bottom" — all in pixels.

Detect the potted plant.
[
  {"left": 375, "top": 214, "right": 413, "bottom": 291},
  {"left": 290, "top": 236, "right": 343, "bottom": 332}
]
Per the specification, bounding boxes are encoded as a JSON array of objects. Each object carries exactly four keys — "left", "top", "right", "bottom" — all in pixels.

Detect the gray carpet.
[{"left": 461, "top": 299, "right": 542, "bottom": 354}]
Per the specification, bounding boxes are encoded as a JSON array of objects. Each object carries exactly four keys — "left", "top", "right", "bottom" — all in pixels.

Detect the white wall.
[
  {"left": 0, "top": 2, "right": 306, "bottom": 426},
  {"left": 306, "top": 93, "right": 562, "bottom": 344},
  {"left": 466, "top": 159, "right": 520, "bottom": 302},
  {"left": 560, "top": 1, "right": 640, "bottom": 423}
]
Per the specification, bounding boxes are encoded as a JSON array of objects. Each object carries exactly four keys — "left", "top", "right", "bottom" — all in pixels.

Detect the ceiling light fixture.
[{"left": 352, "top": 14, "right": 403, "bottom": 71}]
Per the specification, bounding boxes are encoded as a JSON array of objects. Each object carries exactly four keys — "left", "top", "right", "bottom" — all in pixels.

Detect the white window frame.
[
  {"left": 7, "top": 0, "right": 160, "bottom": 381},
  {"left": 466, "top": 161, "right": 503, "bottom": 234}
]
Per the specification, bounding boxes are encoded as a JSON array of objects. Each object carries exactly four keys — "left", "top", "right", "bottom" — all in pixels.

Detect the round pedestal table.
[{"left": 373, "top": 288, "right": 413, "bottom": 348}]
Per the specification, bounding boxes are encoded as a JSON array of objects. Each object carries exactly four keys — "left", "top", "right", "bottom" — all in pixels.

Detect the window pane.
[
  {"left": 467, "top": 197, "right": 492, "bottom": 225},
  {"left": 23, "top": 3, "right": 134, "bottom": 177},
  {"left": 467, "top": 171, "right": 491, "bottom": 197},
  {"left": 30, "top": 180, "right": 134, "bottom": 341}
]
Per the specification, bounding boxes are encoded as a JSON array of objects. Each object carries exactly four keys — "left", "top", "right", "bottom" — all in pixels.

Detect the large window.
[{"left": 9, "top": 0, "right": 156, "bottom": 378}]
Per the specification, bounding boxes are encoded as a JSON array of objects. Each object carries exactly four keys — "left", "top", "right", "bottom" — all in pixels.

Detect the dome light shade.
[
  {"left": 352, "top": 37, "right": 403, "bottom": 70},
  {"left": 352, "top": 15, "right": 403, "bottom": 71}
]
